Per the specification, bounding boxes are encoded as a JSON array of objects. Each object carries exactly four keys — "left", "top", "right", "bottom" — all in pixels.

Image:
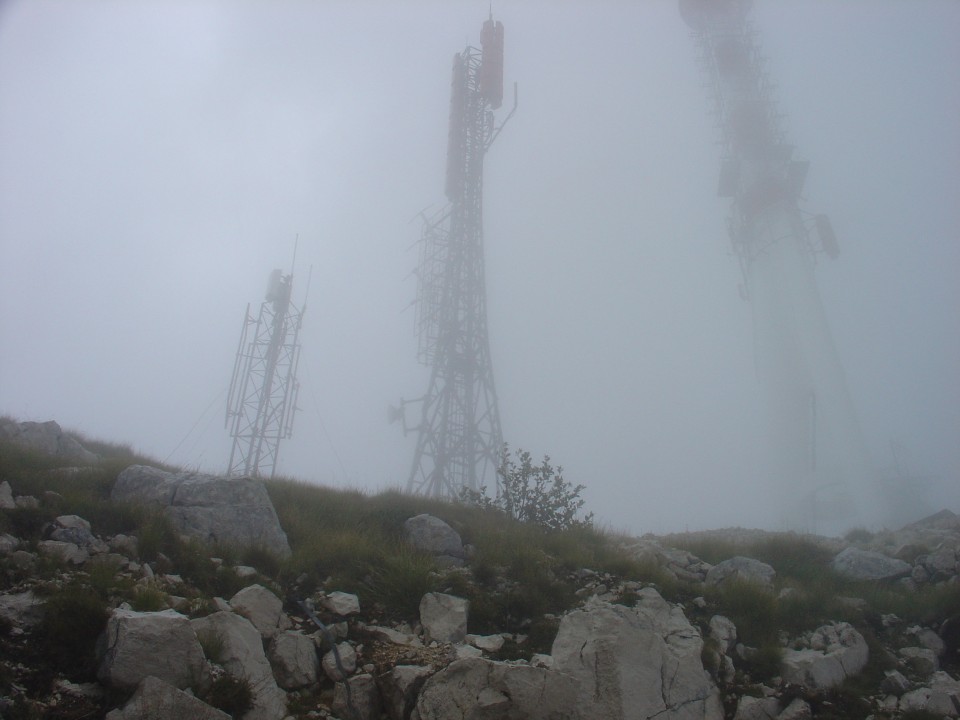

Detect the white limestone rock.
[
  {"left": 321, "top": 591, "right": 361, "bottom": 616},
  {"left": 831, "top": 547, "right": 911, "bottom": 581},
  {"left": 191, "top": 611, "right": 288, "bottom": 720},
  {"left": 113, "top": 465, "right": 291, "bottom": 558},
  {"left": 97, "top": 609, "right": 209, "bottom": 691},
  {"left": 709, "top": 615, "right": 738, "bottom": 654},
  {"left": 322, "top": 641, "right": 358, "bottom": 681},
  {"left": 419, "top": 592, "right": 468, "bottom": 644},
  {"left": 268, "top": 630, "right": 319, "bottom": 690},
  {"left": 229, "top": 584, "right": 291, "bottom": 639},
  {"left": 466, "top": 633, "right": 505, "bottom": 653},
  {"left": 551, "top": 592, "right": 723, "bottom": 720}
]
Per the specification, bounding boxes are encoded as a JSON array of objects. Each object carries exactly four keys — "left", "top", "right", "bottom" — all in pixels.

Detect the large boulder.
[
  {"left": 831, "top": 547, "right": 911, "bottom": 581},
  {"left": 105, "top": 675, "right": 229, "bottom": 720},
  {"left": 191, "top": 611, "right": 288, "bottom": 720},
  {"left": 97, "top": 609, "right": 209, "bottom": 691},
  {"left": 404, "top": 514, "right": 465, "bottom": 560},
  {"left": 551, "top": 592, "right": 723, "bottom": 720},
  {"left": 412, "top": 657, "right": 580, "bottom": 719},
  {"left": 112, "top": 465, "right": 291, "bottom": 558},
  {"left": 0, "top": 418, "right": 98, "bottom": 463}
]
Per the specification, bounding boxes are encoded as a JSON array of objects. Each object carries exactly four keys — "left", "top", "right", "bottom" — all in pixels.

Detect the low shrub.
[
  {"left": 37, "top": 586, "right": 109, "bottom": 679},
  {"left": 202, "top": 674, "right": 253, "bottom": 719}
]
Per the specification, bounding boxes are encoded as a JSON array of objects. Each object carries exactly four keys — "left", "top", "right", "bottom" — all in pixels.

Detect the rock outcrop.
[
  {"left": 551, "top": 592, "right": 723, "bottom": 719},
  {"left": 0, "top": 419, "right": 98, "bottom": 463},
  {"left": 112, "top": 465, "right": 291, "bottom": 558}
]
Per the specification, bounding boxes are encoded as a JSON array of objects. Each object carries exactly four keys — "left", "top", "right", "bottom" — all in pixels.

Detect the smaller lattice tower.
[
  {"left": 398, "top": 13, "right": 515, "bottom": 500},
  {"left": 225, "top": 268, "right": 305, "bottom": 478}
]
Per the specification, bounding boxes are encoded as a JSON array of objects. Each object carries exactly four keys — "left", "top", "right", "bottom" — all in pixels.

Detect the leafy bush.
[{"left": 462, "top": 446, "right": 593, "bottom": 531}]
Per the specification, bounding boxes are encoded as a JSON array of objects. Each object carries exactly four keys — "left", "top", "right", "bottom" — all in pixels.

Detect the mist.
[{"left": 1, "top": 1, "right": 957, "bottom": 536}]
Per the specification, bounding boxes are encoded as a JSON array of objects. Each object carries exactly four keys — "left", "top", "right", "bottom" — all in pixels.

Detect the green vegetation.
[
  {"left": 3, "top": 425, "right": 960, "bottom": 717},
  {"left": 460, "top": 446, "right": 593, "bottom": 531}
]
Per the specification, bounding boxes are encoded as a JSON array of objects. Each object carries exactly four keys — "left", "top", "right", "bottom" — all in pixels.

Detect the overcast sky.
[{"left": 1, "top": 1, "right": 957, "bottom": 535}]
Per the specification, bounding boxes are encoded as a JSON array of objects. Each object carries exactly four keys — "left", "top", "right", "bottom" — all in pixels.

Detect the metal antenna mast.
[
  {"left": 680, "top": 0, "right": 878, "bottom": 532},
  {"left": 399, "top": 14, "right": 515, "bottom": 499},
  {"left": 226, "top": 267, "right": 305, "bottom": 478}
]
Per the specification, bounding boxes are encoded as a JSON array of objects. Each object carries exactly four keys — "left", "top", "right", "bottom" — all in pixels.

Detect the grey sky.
[{"left": 1, "top": 1, "right": 957, "bottom": 534}]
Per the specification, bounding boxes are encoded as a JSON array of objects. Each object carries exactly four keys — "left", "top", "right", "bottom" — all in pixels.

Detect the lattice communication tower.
[
  {"left": 226, "top": 268, "right": 304, "bottom": 478},
  {"left": 399, "top": 14, "right": 515, "bottom": 499},
  {"left": 680, "top": 0, "right": 878, "bottom": 531}
]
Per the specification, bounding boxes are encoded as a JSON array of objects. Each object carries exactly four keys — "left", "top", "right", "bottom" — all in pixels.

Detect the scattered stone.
[
  {"left": 709, "top": 615, "right": 737, "bottom": 654},
  {"left": 733, "top": 695, "right": 779, "bottom": 719},
  {"left": 268, "top": 630, "right": 319, "bottom": 690},
  {"left": 0, "top": 533, "right": 18, "bottom": 555},
  {"left": 705, "top": 556, "right": 776, "bottom": 589},
  {"left": 378, "top": 664, "right": 433, "bottom": 720},
  {"left": 465, "top": 633, "right": 505, "bottom": 653},
  {"left": 322, "top": 591, "right": 361, "bottom": 616},
  {"left": 880, "top": 669, "right": 911, "bottom": 696},
  {"left": 419, "top": 592, "right": 468, "bottom": 644},
  {"left": 229, "top": 584, "right": 291, "bottom": 639},
  {"left": 900, "top": 646, "right": 939, "bottom": 677},
  {"left": 333, "top": 673, "right": 381, "bottom": 720},
  {"left": 322, "top": 641, "right": 358, "bottom": 681}
]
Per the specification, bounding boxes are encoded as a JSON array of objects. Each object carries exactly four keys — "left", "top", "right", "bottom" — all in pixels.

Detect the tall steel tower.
[
  {"left": 225, "top": 268, "right": 304, "bottom": 478},
  {"left": 400, "top": 14, "right": 515, "bottom": 499},
  {"left": 680, "top": 0, "right": 879, "bottom": 532}
]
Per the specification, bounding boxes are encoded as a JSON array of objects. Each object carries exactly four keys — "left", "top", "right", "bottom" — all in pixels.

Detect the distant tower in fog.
[
  {"left": 394, "top": 14, "right": 516, "bottom": 499},
  {"left": 680, "top": 0, "right": 879, "bottom": 532},
  {"left": 225, "top": 268, "right": 305, "bottom": 478}
]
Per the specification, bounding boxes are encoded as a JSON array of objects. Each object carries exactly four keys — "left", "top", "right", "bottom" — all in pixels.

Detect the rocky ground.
[{"left": 0, "top": 420, "right": 958, "bottom": 719}]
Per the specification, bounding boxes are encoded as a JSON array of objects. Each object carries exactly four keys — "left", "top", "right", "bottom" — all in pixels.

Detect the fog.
[{"left": 1, "top": 1, "right": 957, "bottom": 535}]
